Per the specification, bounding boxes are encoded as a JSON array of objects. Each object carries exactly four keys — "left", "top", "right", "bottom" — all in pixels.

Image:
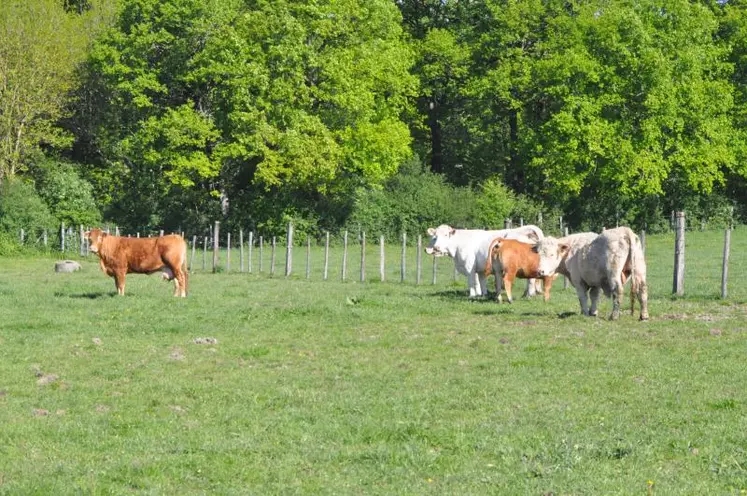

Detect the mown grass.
[{"left": 1, "top": 230, "right": 747, "bottom": 494}]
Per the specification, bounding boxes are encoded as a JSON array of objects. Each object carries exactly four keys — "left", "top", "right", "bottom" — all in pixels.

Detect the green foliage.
[
  {"left": 0, "top": 0, "right": 114, "bottom": 183},
  {"left": 0, "top": 179, "right": 56, "bottom": 237},
  {"left": 347, "top": 158, "right": 477, "bottom": 239},
  {"left": 31, "top": 157, "right": 101, "bottom": 227},
  {"left": 474, "top": 177, "right": 516, "bottom": 229},
  {"left": 75, "top": 0, "right": 417, "bottom": 231}
]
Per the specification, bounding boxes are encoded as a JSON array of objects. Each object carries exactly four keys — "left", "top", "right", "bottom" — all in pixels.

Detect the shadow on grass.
[{"left": 55, "top": 291, "right": 115, "bottom": 299}]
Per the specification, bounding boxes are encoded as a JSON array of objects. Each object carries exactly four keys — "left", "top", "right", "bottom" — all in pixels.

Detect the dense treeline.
[{"left": 1, "top": 0, "right": 746, "bottom": 242}]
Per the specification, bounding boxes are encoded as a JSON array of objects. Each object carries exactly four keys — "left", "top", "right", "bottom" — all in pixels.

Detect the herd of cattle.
[
  {"left": 425, "top": 224, "right": 648, "bottom": 321},
  {"left": 83, "top": 223, "right": 648, "bottom": 320}
]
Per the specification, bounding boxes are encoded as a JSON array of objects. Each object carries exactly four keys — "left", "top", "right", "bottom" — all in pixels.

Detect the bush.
[
  {"left": 347, "top": 158, "right": 478, "bottom": 239},
  {"left": 0, "top": 179, "right": 57, "bottom": 239},
  {"left": 31, "top": 157, "right": 101, "bottom": 227}
]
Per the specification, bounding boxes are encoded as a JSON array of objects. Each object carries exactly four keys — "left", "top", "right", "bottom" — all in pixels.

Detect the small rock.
[
  {"left": 193, "top": 337, "right": 218, "bottom": 345},
  {"left": 92, "top": 337, "right": 102, "bottom": 346},
  {"left": 55, "top": 260, "right": 82, "bottom": 273}
]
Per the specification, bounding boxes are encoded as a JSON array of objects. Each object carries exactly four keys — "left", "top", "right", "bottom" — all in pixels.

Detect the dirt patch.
[
  {"left": 37, "top": 374, "right": 59, "bottom": 386},
  {"left": 170, "top": 348, "right": 186, "bottom": 361},
  {"left": 193, "top": 337, "right": 218, "bottom": 345},
  {"left": 710, "top": 328, "right": 723, "bottom": 336},
  {"left": 95, "top": 404, "right": 110, "bottom": 413},
  {"left": 32, "top": 408, "right": 49, "bottom": 417},
  {"left": 92, "top": 337, "right": 103, "bottom": 346}
]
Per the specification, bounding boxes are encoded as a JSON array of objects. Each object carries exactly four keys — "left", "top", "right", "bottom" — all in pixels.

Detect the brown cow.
[
  {"left": 484, "top": 237, "right": 556, "bottom": 303},
  {"left": 85, "top": 229, "right": 188, "bottom": 297}
]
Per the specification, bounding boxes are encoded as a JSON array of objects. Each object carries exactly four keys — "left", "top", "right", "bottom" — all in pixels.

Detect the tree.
[
  {"left": 73, "top": 0, "right": 417, "bottom": 231},
  {"left": 0, "top": 0, "right": 113, "bottom": 184}
]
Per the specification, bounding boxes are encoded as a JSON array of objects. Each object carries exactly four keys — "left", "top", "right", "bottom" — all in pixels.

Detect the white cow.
[
  {"left": 535, "top": 227, "right": 648, "bottom": 320},
  {"left": 425, "top": 224, "right": 544, "bottom": 298}
]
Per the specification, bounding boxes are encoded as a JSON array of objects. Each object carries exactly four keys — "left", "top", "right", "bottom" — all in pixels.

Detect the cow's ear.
[
  {"left": 449, "top": 228, "right": 456, "bottom": 236},
  {"left": 531, "top": 244, "right": 539, "bottom": 253},
  {"left": 558, "top": 243, "right": 570, "bottom": 255},
  {"left": 427, "top": 228, "right": 435, "bottom": 236}
]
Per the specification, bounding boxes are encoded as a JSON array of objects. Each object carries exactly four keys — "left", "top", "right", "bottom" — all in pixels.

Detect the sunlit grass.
[{"left": 1, "top": 229, "right": 747, "bottom": 493}]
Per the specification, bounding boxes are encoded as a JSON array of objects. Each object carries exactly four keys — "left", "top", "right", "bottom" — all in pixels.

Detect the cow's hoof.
[{"left": 639, "top": 314, "right": 649, "bottom": 321}]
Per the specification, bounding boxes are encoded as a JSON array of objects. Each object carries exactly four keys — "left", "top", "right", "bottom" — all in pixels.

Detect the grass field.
[{"left": 2, "top": 230, "right": 747, "bottom": 494}]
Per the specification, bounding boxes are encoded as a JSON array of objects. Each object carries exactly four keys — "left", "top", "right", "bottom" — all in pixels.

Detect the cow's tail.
[
  {"left": 625, "top": 228, "right": 647, "bottom": 314},
  {"left": 483, "top": 237, "right": 502, "bottom": 277}
]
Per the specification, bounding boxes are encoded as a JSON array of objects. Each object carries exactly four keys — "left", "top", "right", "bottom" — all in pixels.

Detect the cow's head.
[
  {"left": 534, "top": 237, "right": 569, "bottom": 277},
  {"left": 425, "top": 224, "right": 457, "bottom": 256},
  {"left": 85, "top": 229, "right": 107, "bottom": 254}
]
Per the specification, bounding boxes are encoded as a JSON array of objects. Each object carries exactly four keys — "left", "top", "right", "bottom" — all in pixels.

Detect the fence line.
[{"left": 20, "top": 219, "right": 742, "bottom": 298}]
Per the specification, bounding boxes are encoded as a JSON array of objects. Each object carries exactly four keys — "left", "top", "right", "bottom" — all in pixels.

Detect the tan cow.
[
  {"left": 483, "top": 237, "right": 556, "bottom": 303},
  {"left": 535, "top": 228, "right": 648, "bottom": 320},
  {"left": 85, "top": 229, "right": 188, "bottom": 297}
]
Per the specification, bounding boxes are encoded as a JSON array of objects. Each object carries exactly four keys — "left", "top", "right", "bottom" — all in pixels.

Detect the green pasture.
[{"left": 1, "top": 230, "right": 747, "bottom": 494}]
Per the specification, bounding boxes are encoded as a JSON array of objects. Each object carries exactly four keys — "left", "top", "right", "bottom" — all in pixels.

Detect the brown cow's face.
[
  {"left": 534, "top": 237, "right": 569, "bottom": 277},
  {"left": 86, "top": 229, "right": 107, "bottom": 254}
]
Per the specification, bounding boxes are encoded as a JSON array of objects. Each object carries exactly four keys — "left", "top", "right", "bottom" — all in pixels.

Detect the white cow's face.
[
  {"left": 425, "top": 224, "right": 456, "bottom": 257},
  {"left": 534, "top": 237, "right": 569, "bottom": 277}
]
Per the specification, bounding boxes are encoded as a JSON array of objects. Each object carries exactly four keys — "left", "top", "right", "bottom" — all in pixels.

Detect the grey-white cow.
[{"left": 535, "top": 227, "right": 648, "bottom": 320}]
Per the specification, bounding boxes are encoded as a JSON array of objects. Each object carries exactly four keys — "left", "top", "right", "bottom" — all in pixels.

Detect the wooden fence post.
[
  {"left": 212, "top": 221, "right": 220, "bottom": 273},
  {"left": 563, "top": 227, "right": 569, "bottom": 290},
  {"left": 271, "top": 236, "right": 276, "bottom": 276},
  {"left": 259, "top": 235, "right": 264, "bottom": 273},
  {"left": 159, "top": 229, "right": 164, "bottom": 237},
  {"left": 360, "top": 232, "right": 366, "bottom": 282},
  {"left": 323, "top": 232, "right": 329, "bottom": 281},
  {"left": 202, "top": 236, "right": 207, "bottom": 270},
  {"left": 43, "top": 230, "right": 48, "bottom": 248},
  {"left": 19, "top": 228, "right": 24, "bottom": 244},
  {"left": 673, "top": 211, "right": 685, "bottom": 296},
  {"left": 722, "top": 228, "right": 731, "bottom": 299},
  {"left": 60, "top": 222, "right": 65, "bottom": 253},
  {"left": 341, "top": 230, "right": 348, "bottom": 281},
  {"left": 432, "top": 254, "right": 437, "bottom": 285},
  {"left": 641, "top": 229, "right": 646, "bottom": 255},
  {"left": 248, "top": 232, "right": 254, "bottom": 273},
  {"left": 285, "top": 222, "right": 293, "bottom": 277},
  {"left": 400, "top": 232, "right": 407, "bottom": 283},
  {"left": 239, "top": 229, "right": 244, "bottom": 272},
  {"left": 380, "top": 235, "right": 385, "bottom": 282},
  {"left": 79, "top": 225, "right": 85, "bottom": 256},
  {"left": 115, "top": 226, "right": 120, "bottom": 236},
  {"left": 227, "top": 232, "right": 231, "bottom": 272},
  {"left": 188, "top": 235, "right": 196, "bottom": 272},
  {"left": 416, "top": 235, "right": 422, "bottom": 285},
  {"left": 306, "top": 236, "right": 311, "bottom": 280}
]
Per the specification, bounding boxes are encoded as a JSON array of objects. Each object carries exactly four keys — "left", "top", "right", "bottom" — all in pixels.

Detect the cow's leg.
[
  {"left": 637, "top": 280, "right": 649, "bottom": 321},
  {"left": 468, "top": 272, "right": 480, "bottom": 298},
  {"left": 524, "top": 277, "right": 537, "bottom": 298},
  {"left": 494, "top": 272, "right": 503, "bottom": 303},
  {"left": 610, "top": 276, "right": 624, "bottom": 320},
  {"left": 478, "top": 272, "right": 489, "bottom": 297},
  {"left": 574, "top": 282, "right": 590, "bottom": 316},
  {"left": 504, "top": 273, "right": 515, "bottom": 303},
  {"left": 589, "top": 287, "right": 601, "bottom": 317},
  {"left": 113, "top": 270, "right": 126, "bottom": 296},
  {"left": 542, "top": 276, "right": 553, "bottom": 302}
]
